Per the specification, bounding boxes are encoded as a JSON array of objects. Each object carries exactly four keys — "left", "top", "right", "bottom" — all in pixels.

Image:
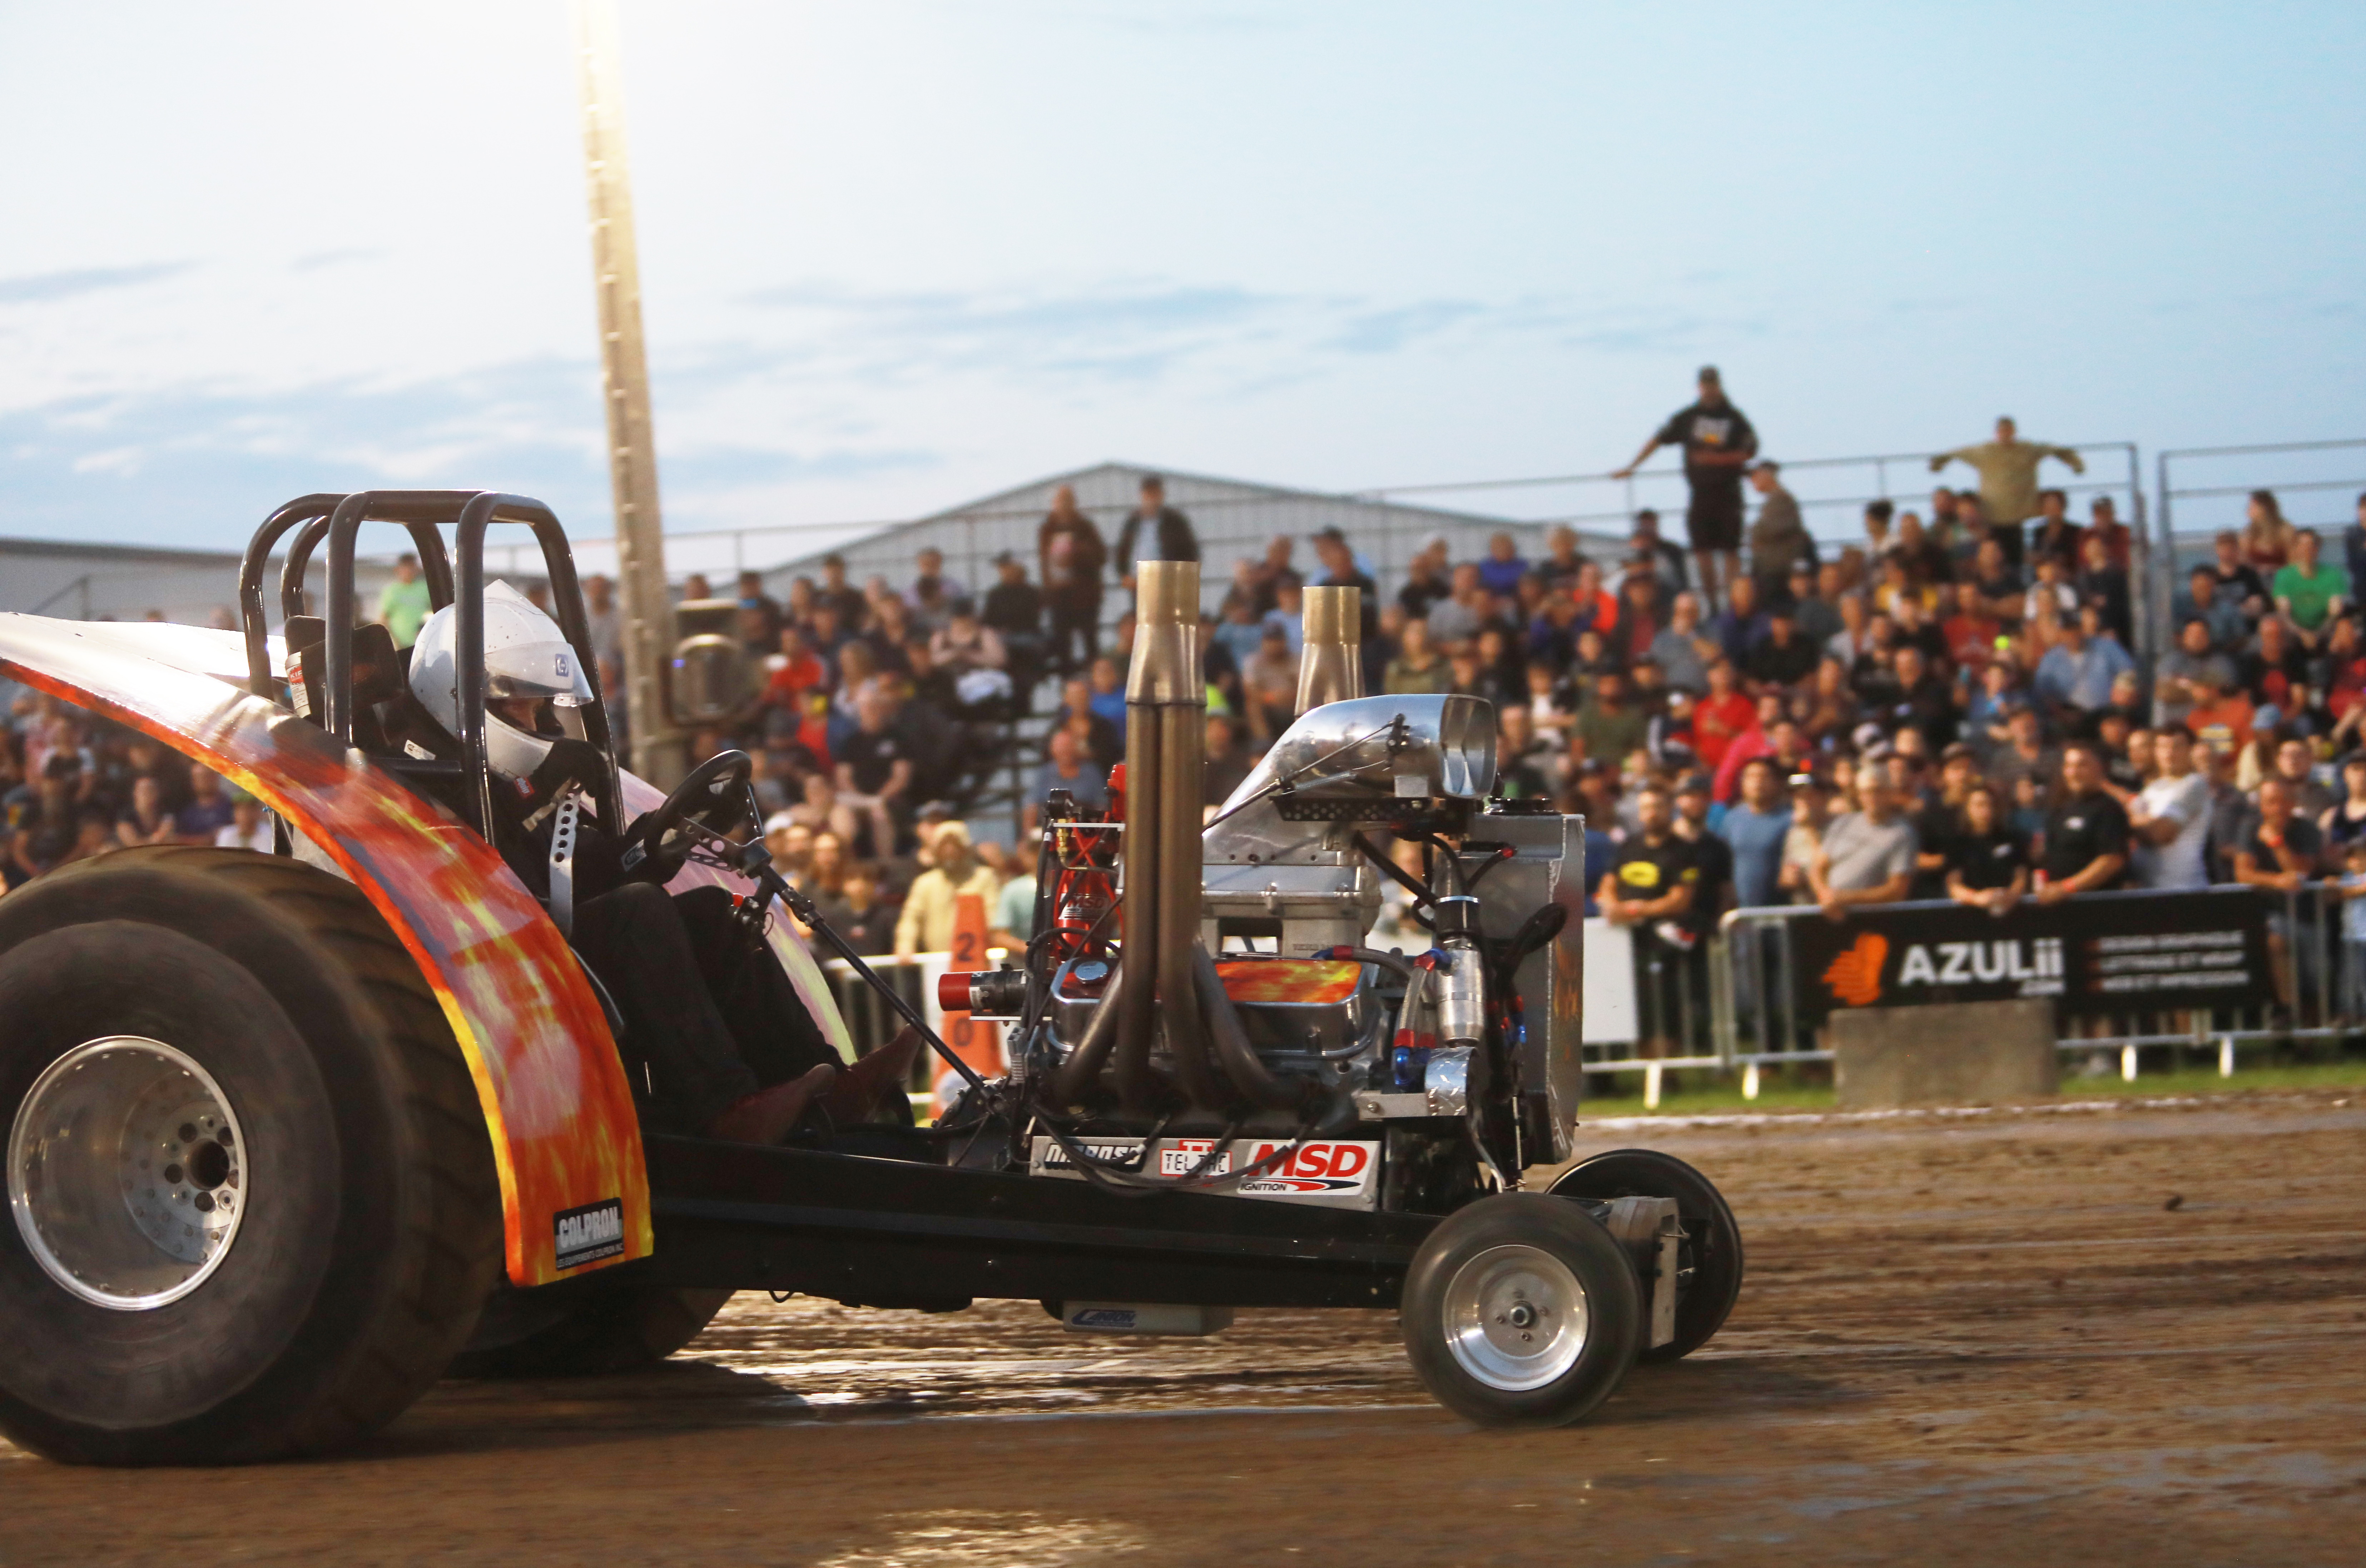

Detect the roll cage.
[{"left": 235, "top": 490, "right": 627, "bottom": 838}]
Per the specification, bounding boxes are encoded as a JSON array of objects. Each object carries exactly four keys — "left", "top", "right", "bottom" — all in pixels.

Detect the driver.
[{"left": 407, "top": 583, "right": 916, "bottom": 1144}]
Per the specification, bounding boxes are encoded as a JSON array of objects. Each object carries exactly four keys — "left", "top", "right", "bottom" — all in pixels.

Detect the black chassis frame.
[{"left": 233, "top": 491, "right": 1449, "bottom": 1313}]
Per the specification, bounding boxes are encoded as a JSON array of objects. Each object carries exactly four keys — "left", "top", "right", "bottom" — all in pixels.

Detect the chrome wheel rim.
[
  {"left": 1442, "top": 1243, "right": 1589, "bottom": 1391},
  {"left": 9, "top": 1037, "right": 249, "bottom": 1311}
]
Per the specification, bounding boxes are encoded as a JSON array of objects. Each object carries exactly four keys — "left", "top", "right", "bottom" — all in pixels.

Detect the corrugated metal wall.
[{"left": 0, "top": 538, "right": 397, "bottom": 630}]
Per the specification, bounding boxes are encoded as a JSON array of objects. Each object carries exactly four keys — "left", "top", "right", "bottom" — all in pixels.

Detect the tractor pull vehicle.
[{"left": 0, "top": 491, "right": 1741, "bottom": 1464}]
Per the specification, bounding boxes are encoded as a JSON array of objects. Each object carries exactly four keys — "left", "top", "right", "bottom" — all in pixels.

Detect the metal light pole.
[{"left": 571, "top": 0, "right": 683, "bottom": 785}]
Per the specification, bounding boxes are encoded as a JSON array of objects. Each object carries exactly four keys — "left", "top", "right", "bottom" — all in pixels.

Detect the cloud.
[
  {"left": 0, "top": 360, "right": 608, "bottom": 546},
  {"left": 290, "top": 248, "right": 387, "bottom": 273},
  {"left": 1325, "top": 300, "right": 1487, "bottom": 354},
  {"left": 0, "top": 354, "right": 948, "bottom": 549},
  {"left": 742, "top": 279, "right": 1290, "bottom": 387},
  {"left": 0, "top": 262, "right": 195, "bottom": 306}
]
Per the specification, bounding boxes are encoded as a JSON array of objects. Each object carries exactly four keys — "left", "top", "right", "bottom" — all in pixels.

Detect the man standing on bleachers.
[
  {"left": 1929, "top": 417, "right": 2085, "bottom": 567},
  {"left": 1613, "top": 365, "right": 1759, "bottom": 613},
  {"left": 1113, "top": 473, "right": 1198, "bottom": 596}
]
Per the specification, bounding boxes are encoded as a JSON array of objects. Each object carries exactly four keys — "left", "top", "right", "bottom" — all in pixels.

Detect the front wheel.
[
  {"left": 1400, "top": 1192, "right": 1642, "bottom": 1428},
  {"left": 1550, "top": 1149, "right": 1744, "bottom": 1363}
]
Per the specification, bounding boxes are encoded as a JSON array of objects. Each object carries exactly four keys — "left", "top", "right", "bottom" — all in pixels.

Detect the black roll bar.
[
  {"left": 450, "top": 491, "right": 623, "bottom": 838},
  {"left": 285, "top": 512, "right": 451, "bottom": 627},
  {"left": 235, "top": 492, "right": 453, "bottom": 699},
  {"left": 237, "top": 493, "right": 345, "bottom": 698},
  {"left": 246, "top": 488, "right": 620, "bottom": 843}
]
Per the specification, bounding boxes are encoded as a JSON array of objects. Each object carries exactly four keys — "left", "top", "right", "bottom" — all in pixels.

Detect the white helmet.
[{"left": 408, "top": 580, "right": 595, "bottom": 784}]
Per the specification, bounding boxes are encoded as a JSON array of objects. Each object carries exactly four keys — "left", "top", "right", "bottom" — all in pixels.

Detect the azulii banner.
[{"left": 1784, "top": 887, "right": 2275, "bottom": 1025}]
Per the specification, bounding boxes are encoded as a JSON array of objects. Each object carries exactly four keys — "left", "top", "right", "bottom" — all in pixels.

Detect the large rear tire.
[
  {"left": 1400, "top": 1192, "right": 1642, "bottom": 1428},
  {"left": 1550, "top": 1148, "right": 1744, "bottom": 1363},
  {"left": 0, "top": 847, "right": 501, "bottom": 1464},
  {"left": 449, "top": 1280, "right": 733, "bottom": 1378}
]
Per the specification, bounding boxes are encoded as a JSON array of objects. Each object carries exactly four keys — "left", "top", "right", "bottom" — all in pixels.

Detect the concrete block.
[{"left": 1830, "top": 998, "right": 2058, "bottom": 1110}]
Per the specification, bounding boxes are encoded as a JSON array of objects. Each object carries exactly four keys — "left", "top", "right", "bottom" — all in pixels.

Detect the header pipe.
[{"left": 1296, "top": 585, "right": 1363, "bottom": 713}]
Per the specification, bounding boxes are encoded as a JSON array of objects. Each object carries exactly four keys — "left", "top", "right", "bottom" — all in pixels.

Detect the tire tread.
[{"left": 24, "top": 847, "right": 503, "bottom": 1460}]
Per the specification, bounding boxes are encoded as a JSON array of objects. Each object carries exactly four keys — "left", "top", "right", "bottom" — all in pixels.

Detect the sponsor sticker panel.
[
  {"left": 1786, "top": 889, "right": 2272, "bottom": 1024},
  {"left": 1029, "top": 1136, "right": 1380, "bottom": 1210}
]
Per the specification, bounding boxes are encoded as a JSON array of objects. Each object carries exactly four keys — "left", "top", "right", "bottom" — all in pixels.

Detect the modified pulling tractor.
[{"left": 0, "top": 492, "right": 1742, "bottom": 1464}]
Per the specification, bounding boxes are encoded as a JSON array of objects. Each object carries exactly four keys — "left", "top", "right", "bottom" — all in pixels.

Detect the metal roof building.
[
  {"left": 0, "top": 535, "right": 396, "bottom": 629},
  {"left": 757, "top": 461, "right": 1626, "bottom": 612}
]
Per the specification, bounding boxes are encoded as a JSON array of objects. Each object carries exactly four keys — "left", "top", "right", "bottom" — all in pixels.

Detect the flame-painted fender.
[{"left": 0, "top": 614, "right": 850, "bottom": 1287}]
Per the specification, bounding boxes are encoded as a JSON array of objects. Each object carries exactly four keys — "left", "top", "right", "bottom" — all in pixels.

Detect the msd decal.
[{"left": 1238, "top": 1141, "right": 1377, "bottom": 1198}]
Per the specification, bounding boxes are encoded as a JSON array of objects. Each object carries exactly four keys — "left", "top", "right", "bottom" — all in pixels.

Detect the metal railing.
[
  {"left": 2155, "top": 437, "right": 2366, "bottom": 660},
  {"left": 493, "top": 438, "right": 2152, "bottom": 636}
]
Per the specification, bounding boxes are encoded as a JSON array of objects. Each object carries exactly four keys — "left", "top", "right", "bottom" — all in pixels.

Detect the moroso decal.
[{"left": 554, "top": 1198, "right": 626, "bottom": 1271}]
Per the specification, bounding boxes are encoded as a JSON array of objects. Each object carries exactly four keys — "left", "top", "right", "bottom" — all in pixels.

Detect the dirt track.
[{"left": 5, "top": 1088, "right": 2364, "bottom": 1566}]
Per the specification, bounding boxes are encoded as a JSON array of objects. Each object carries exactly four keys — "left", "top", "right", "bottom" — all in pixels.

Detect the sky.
[{"left": 2, "top": 1, "right": 2361, "bottom": 559}]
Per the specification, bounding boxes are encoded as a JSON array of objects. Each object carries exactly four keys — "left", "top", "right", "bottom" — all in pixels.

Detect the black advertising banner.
[{"left": 1784, "top": 888, "right": 2273, "bottom": 1026}]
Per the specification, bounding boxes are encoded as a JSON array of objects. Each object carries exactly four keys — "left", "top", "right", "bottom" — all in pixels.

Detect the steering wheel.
[{"left": 620, "top": 749, "right": 757, "bottom": 883}]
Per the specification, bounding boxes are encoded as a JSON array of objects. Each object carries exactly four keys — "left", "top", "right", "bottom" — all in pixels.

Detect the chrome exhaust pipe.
[
  {"left": 1295, "top": 584, "right": 1363, "bottom": 712},
  {"left": 1115, "top": 561, "right": 1225, "bottom": 1112}
]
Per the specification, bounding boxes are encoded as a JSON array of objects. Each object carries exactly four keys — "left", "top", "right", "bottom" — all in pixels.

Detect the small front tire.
[
  {"left": 1550, "top": 1149, "right": 1744, "bottom": 1363},
  {"left": 1400, "top": 1192, "right": 1641, "bottom": 1428}
]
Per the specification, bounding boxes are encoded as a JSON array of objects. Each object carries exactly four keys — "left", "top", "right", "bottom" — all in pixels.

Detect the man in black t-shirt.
[
  {"left": 2232, "top": 774, "right": 2327, "bottom": 1009},
  {"left": 1613, "top": 366, "right": 1759, "bottom": 614},
  {"left": 2206, "top": 530, "right": 2271, "bottom": 622},
  {"left": 2035, "top": 740, "right": 2130, "bottom": 900},
  {"left": 1742, "top": 605, "right": 1819, "bottom": 692},
  {"left": 1598, "top": 783, "right": 1702, "bottom": 1056},
  {"left": 1671, "top": 774, "right": 1733, "bottom": 940},
  {"left": 833, "top": 692, "right": 912, "bottom": 859},
  {"left": 1910, "top": 744, "right": 1979, "bottom": 900}
]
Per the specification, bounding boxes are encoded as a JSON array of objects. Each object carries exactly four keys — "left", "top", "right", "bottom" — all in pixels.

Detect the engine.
[{"left": 942, "top": 564, "right": 1586, "bottom": 1212}]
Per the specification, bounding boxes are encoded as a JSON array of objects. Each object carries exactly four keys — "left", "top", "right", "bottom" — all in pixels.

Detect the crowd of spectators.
[
  {"left": 14, "top": 398, "right": 2366, "bottom": 1021},
  {"left": 0, "top": 698, "right": 273, "bottom": 889}
]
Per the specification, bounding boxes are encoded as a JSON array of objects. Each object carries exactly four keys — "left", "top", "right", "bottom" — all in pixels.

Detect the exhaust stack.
[
  {"left": 1295, "top": 585, "right": 1363, "bottom": 712},
  {"left": 1114, "top": 561, "right": 1221, "bottom": 1111}
]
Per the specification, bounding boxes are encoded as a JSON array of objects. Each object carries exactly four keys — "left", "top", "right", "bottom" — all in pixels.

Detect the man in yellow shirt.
[
  {"left": 893, "top": 820, "right": 1002, "bottom": 958},
  {"left": 1930, "top": 417, "right": 2086, "bottom": 533}
]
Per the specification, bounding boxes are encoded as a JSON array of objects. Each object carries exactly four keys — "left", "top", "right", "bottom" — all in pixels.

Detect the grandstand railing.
[
  {"left": 493, "top": 439, "right": 2153, "bottom": 642},
  {"left": 2155, "top": 437, "right": 2366, "bottom": 659},
  {"left": 1360, "top": 441, "right": 2153, "bottom": 651}
]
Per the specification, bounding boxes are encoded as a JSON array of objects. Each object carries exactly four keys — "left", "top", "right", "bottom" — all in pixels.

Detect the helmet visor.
[{"left": 485, "top": 638, "right": 596, "bottom": 708}]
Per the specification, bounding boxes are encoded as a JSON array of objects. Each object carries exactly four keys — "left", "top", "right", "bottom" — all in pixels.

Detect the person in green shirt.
[
  {"left": 1382, "top": 616, "right": 1454, "bottom": 695},
  {"left": 1573, "top": 668, "right": 1650, "bottom": 767},
  {"left": 2272, "top": 528, "right": 2350, "bottom": 649},
  {"left": 375, "top": 554, "right": 432, "bottom": 648}
]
